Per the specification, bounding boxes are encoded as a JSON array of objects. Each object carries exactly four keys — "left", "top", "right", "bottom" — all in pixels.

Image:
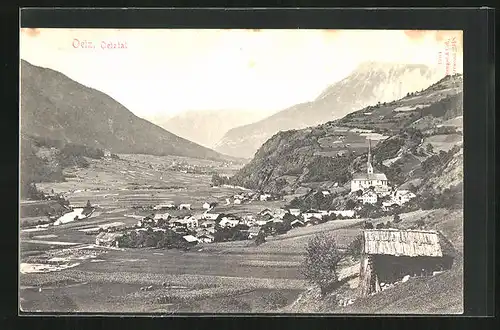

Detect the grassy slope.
[
  {"left": 20, "top": 60, "right": 229, "bottom": 162},
  {"left": 284, "top": 209, "right": 463, "bottom": 314}
]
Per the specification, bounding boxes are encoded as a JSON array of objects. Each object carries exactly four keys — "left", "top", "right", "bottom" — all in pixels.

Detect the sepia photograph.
[{"left": 19, "top": 28, "right": 464, "bottom": 314}]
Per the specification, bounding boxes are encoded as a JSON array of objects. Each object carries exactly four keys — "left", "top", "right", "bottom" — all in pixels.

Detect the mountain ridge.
[
  {"left": 214, "top": 62, "right": 445, "bottom": 159},
  {"left": 20, "top": 59, "right": 233, "bottom": 162}
]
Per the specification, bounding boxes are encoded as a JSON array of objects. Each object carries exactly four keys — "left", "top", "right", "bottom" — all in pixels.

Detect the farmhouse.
[
  {"left": 200, "top": 219, "right": 216, "bottom": 228},
  {"left": 291, "top": 219, "right": 305, "bottom": 228},
  {"left": 197, "top": 234, "right": 215, "bottom": 243},
  {"left": 303, "top": 210, "right": 323, "bottom": 222},
  {"left": 359, "top": 190, "right": 378, "bottom": 204},
  {"left": 351, "top": 139, "right": 389, "bottom": 193},
  {"left": 153, "top": 213, "right": 170, "bottom": 221},
  {"left": 219, "top": 217, "right": 240, "bottom": 228},
  {"left": 203, "top": 212, "right": 222, "bottom": 221},
  {"left": 182, "top": 235, "right": 199, "bottom": 245},
  {"left": 259, "top": 193, "right": 272, "bottom": 201},
  {"left": 95, "top": 232, "right": 124, "bottom": 247},
  {"left": 358, "top": 229, "right": 456, "bottom": 297},
  {"left": 392, "top": 190, "right": 417, "bottom": 205},
  {"left": 308, "top": 217, "right": 322, "bottom": 225},
  {"left": 258, "top": 208, "right": 273, "bottom": 216}
]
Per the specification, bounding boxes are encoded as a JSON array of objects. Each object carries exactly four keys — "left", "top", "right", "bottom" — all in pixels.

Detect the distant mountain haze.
[
  {"left": 148, "top": 109, "right": 276, "bottom": 148},
  {"left": 20, "top": 60, "right": 233, "bottom": 162},
  {"left": 214, "top": 62, "right": 446, "bottom": 159}
]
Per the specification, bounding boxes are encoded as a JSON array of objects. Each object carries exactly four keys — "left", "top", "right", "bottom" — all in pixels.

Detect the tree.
[
  {"left": 363, "top": 221, "right": 374, "bottom": 229},
  {"left": 426, "top": 143, "right": 434, "bottom": 154},
  {"left": 255, "top": 232, "right": 266, "bottom": 246},
  {"left": 346, "top": 199, "right": 357, "bottom": 210},
  {"left": 86, "top": 200, "right": 92, "bottom": 208},
  {"left": 300, "top": 233, "right": 343, "bottom": 296},
  {"left": 393, "top": 214, "right": 402, "bottom": 223}
]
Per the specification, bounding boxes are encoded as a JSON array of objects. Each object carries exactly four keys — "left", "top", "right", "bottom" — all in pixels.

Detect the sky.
[{"left": 20, "top": 29, "right": 463, "bottom": 119}]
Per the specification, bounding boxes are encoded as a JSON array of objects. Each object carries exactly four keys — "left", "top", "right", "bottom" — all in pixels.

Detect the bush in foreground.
[{"left": 301, "top": 233, "right": 343, "bottom": 296}]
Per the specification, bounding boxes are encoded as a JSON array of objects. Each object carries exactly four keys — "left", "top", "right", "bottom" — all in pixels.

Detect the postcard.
[{"left": 19, "top": 28, "right": 463, "bottom": 314}]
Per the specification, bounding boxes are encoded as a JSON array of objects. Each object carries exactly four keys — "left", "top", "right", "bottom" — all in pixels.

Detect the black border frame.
[{"left": 4, "top": 6, "right": 495, "bottom": 326}]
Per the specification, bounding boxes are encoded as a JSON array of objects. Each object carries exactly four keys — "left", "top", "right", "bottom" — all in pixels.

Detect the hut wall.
[
  {"left": 358, "top": 255, "right": 374, "bottom": 297},
  {"left": 372, "top": 255, "right": 452, "bottom": 284}
]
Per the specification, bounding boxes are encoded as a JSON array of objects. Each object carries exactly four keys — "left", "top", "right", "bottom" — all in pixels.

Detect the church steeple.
[{"left": 367, "top": 139, "right": 374, "bottom": 174}]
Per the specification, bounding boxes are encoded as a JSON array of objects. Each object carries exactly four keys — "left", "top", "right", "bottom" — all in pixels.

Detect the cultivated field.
[
  {"left": 20, "top": 154, "right": 363, "bottom": 313},
  {"left": 20, "top": 154, "right": 462, "bottom": 314}
]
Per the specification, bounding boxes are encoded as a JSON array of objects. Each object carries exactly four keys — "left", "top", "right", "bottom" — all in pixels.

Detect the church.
[{"left": 350, "top": 139, "right": 389, "bottom": 194}]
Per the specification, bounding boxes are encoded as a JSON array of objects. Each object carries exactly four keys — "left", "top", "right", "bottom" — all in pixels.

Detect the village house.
[
  {"left": 290, "top": 219, "right": 305, "bottom": 228},
  {"left": 392, "top": 190, "right": 417, "bottom": 205},
  {"left": 272, "top": 217, "right": 284, "bottom": 223},
  {"left": 200, "top": 219, "right": 216, "bottom": 228},
  {"left": 248, "top": 226, "right": 262, "bottom": 239},
  {"left": 197, "top": 234, "right": 215, "bottom": 243},
  {"left": 202, "top": 202, "right": 211, "bottom": 209},
  {"left": 258, "top": 208, "right": 273, "bottom": 217},
  {"left": 308, "top": 216, "right": 322, "bottom": 225},
  {"left": 179, "top": 203, "right": 192, "bottom": 210},
  {"left": 182, "top": 216, "right": 199, "bottom": 229},
  {"left": 219, "top": 217, "right": 240, "bottom": 228},
  {"left": 255, "top": 219, "right": 268, "bottom": 226},
  {"left": 322, "top": 190, "right": 331, "bottom": 196},
  {"left": 95, "top": 232, "right": 124, "bottom": 247},
  {"left": 289, "top": 208, "right": 301, "bottom": 217},
  {"left": 104, "top": 149, "right": 112, "bottom": 158},
  {"left": 359, "top": 190, "right": 378, "bottom": 204},
  {"left": 259, "top": 193, "right": 272, "bottom": 201},
  {"left": 202, "top": 212, "right": 222, "bottom": 221},
  {"left": 182, "top": 235, "right": 199, "bottom": 246},
  {"left": 351, "top": 139, "right": 389, "bottom": 194},
  {"left": 234, "top": 199, "right": 242, "bottom": 204},
  {"left": 358, "top": 229, "right": 456, "bottom": 297},
  {"left": 153, "top": 213, "right": 170, "bottom": 221},
  {"left": 303, "top": 210, "right": 324, "bottom": 222}
]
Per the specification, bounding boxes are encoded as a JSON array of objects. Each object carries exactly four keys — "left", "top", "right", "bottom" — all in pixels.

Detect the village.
[{"left": 87, "top": 141, "right": 418, "bottom": 251}]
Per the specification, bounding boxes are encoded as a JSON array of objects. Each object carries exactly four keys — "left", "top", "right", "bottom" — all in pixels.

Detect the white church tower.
[{"left": 367, "top": 139, "right": 374, "bottom": 175}]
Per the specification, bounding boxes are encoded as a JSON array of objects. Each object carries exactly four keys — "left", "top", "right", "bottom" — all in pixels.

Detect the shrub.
[
  {"left": 255, "top": 232, "right": 266, "bottom": 246},
  {"left": 363, "top": 221, "right": 374, "bottom": 229},
  {"left": 375, "top": 223, "right": 385, "bottom": 229},
  {"left": 393, "top": 214, "right": 402, "bottom": 223},
  {"left": 415, "top": 219, "right": 425, "bottom": 228},
  {"left": 300, "top": 233, "right": 343, "bottom": 296}
]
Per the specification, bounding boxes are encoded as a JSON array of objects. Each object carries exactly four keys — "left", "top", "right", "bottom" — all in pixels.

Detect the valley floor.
[{"left": 19, "top": 155, "right": 463, "bottom": 314}]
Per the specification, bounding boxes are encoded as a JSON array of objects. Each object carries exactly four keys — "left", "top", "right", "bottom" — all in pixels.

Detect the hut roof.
[{"left": 363, "top": 229, "right": 456, "bottom": 258}]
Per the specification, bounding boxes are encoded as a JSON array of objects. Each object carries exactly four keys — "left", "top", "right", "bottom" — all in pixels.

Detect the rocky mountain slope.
[
  {"left": 215, "top": 62, "right": 445, "bottom": 159},
  {"left": 149, "top": 109, "right": 274, "bottom": 148},
  {"left": 20, "top": 60, "right": 230, "bottom": 162},
  {"left": 229, "top": 74, "right": 463, "bottom": 197}
]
